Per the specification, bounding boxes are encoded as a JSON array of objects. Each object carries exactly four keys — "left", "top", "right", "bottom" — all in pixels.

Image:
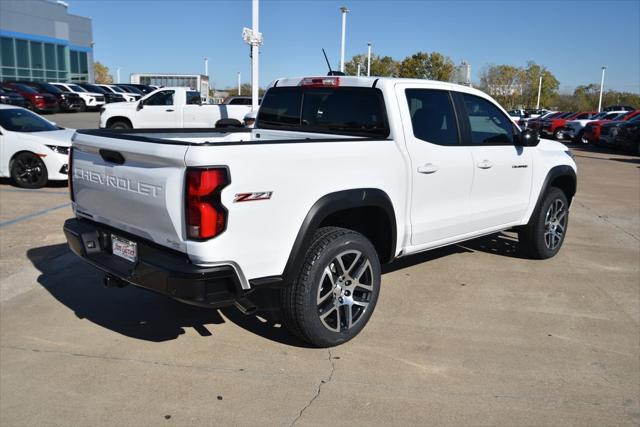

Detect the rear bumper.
[{"left": 63, "top": 218, "right": 249, "bottom": 309}]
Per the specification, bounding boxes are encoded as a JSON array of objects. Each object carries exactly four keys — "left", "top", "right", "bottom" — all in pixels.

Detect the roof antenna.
[{"left": 322, "top": 48, "right": 345, "bottom": 76}]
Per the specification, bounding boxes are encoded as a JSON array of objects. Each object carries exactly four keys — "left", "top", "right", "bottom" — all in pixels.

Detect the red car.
[
  {"left": 1, "top": 82, "right": 58, "bottom": 113},
  {"left": 541, "top": 111, "right": 596, "bottom": 139},
  {"left": 526, "top": 111, "right": 567, "bottom": 131},
  {"left": 583, "top": 110, "right": 639, "bottom": 144}
]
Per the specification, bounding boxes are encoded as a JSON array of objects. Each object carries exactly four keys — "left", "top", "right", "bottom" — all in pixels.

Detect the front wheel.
[
  {"left": 78, "top": 99, "right": 87, "bottom": 112},
  {"left": 518, "top": 187, "right": 569, "bottom": 259},
  {"left": 280, "top": 227, "right": 381, "bottom": 347},
  {"left": 108, "top": 120, "right": 131, "bottom": 129},
  {"left": 10, "top": 152, "right": 48, "bottom": 189}
]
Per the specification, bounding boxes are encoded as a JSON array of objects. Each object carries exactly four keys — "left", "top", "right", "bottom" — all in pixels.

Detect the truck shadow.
[{"left": 27, "top": 234, "right": 522, "bottom": 347}]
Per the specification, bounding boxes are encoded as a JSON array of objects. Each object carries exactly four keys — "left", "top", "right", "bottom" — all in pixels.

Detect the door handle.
[
  {"left": 166, "top": 109, "right": 175, "bottom": 112},
  {"left": 477, "top": 160, "right": 493, "bottom": 169},
  {"left": 417, "top": 163, "right": 439, "bottom": 174}
]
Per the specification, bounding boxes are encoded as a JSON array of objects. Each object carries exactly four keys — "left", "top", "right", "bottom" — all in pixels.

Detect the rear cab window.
[{"left": 257, "top": 86, "right": 389, "bottom": 138}]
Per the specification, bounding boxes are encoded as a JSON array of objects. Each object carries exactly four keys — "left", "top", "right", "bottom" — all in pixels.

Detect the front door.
[
  {"left": 137, "top": 89, "right": 180, "bottom": 128},
  {"left": 395, "top": 84, "right": 475, "bottom": 246}
]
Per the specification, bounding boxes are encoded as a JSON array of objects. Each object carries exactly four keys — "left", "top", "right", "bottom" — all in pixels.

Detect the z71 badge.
[{"left": 233, "top": 192, "right": 273, "bottom": 202}]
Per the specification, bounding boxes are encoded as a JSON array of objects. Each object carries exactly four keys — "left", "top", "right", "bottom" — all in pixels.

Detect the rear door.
[
  {"left": 72, "top": 131, "right": 189, "bottom": 251},
  {"left": 395, "top": 84, "right": 475, "bottom": 245},
  {"left": 137, "top": 90, "right": 181, "bottom": 128},
  {"left": 454, "top": 92, "right": 533, "bottom": 230}
]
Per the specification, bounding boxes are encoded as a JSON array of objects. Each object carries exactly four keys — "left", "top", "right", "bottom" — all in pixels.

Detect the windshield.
[
  {"left": 109, "top": 86, "right": 125, "bottom": 93},
  {"left": 591, "top": 112, "right": 608, "bottom": 120},
  {"left": 0, "top": 108, "right": 58, "bottom": 132},
  {"left": 12, "top": 84, "right": 38, "bottom": 94},
  {"left": 121, "top": 85, "right": 143, "bottom": 94},
  {"left": 68, "top": 84, "right": 86, "bottom": 93},
  {"left": 38, "top": 83, "right": 62, "bottom": 93},
  {"left": 83, "top": 84, "right": 105, "bottom": 94}
]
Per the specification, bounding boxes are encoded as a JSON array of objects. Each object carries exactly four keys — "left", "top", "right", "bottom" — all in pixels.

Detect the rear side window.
[
  {"left": 186, "top": 91, "right": 201, "bottom": 104},
  {"left": 258, "top": 86, "right": 389, "bottom": 137},
  {"left": 405, "top": 89, "right": 459, "bottom": 146},
  {"left": 460, "top": 93, "right": 514, "bottom": 145}
]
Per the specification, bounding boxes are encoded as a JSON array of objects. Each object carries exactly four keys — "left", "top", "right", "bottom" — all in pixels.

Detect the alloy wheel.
[
  {"left": 544, "top": 199, "right": 567, "bottom": 250},
  {"left": 14, "top": 156, "right": 44, "bottom": 186}
]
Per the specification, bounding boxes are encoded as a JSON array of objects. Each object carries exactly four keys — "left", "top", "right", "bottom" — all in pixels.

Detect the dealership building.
[
  {"left": 0, "top": 0, "right": 94, "bottom": 83},
  {"left": 131, "top": 73, "right": 210, "bottom": 102}
]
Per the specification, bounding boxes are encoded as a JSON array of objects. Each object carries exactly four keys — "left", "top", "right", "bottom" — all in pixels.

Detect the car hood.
[
  {"left": 16, "top": 128, "right": 75, "bottom": 147},
  {"left": 538, "top": 138, "right": 568, "bottom": 152},
  {"left": 103, "top": 101, "right": 138, "bottom": 112}
]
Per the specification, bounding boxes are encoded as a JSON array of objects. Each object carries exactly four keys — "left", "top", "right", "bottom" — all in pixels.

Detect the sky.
[{"left": 67, "top": 0, "right": 640, "bottom": 93}]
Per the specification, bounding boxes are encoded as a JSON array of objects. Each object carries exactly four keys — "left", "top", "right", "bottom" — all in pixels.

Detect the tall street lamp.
[
  {"left": 598, "top": 66, "right": 607, "bottom": 112},
  {"left": 339, "top": 6, "right": 349, "bottom": 73}
]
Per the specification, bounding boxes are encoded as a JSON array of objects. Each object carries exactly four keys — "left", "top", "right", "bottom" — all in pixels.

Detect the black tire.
[
  {"left": 280, "top": 227, "right": 381, "bottom": 347},
  {"left": 553, "top": 128, "right": 562, "bottom": 140},
  {"left": 518, "top": 187, "right": 569, "bottom": 259},
  {"left": 78, "top": 99, "right": 87, "bottom": 112},
  {"left": 10, "top": 152, "right": 48, "bottom": 189},
  {"left": 575, "top": 129, "right": 585, "bottom": 144},
  {"left": 25, "top": 101, "right": 34, "bottom": 111},
  {"left": 215, "top": 118, "right": 243, "bottom": 128},
  {"left": 108, "top": 120, "right": 131, "bottom": 129}
]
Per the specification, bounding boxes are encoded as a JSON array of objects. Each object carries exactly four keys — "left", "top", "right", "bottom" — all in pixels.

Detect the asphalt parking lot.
[{"left": 1, "top": 113, "right": 639, "bottom": 426}]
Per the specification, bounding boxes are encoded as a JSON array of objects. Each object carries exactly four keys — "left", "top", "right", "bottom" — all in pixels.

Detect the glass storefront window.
[
  {"left": 2, "top": 67, "right": 16, "bottom": 77},
  {"left": 57, "top": 45, "right": 66, "bottom": 71},
  {"left": 1, "top": 37, "right": 15, "bottom": 67},
  {"left": 44, "top": 43, "right": 56, "bottom": 70},
  {"left": 79, "top": 51, "right": 88, "bottom": 73},
  {"left": 16, "top": 39, "right": 29, "bottom": 68},
  {"left": 70, "top": 50, "right": 79, "bottom": 73},
  {"left": 30, "top": 41, "right": 44, "bottom": 69}
]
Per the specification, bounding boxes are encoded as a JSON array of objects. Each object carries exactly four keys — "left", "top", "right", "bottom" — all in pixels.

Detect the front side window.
[
  {"left": 186, "top": 91, "right": 201, "bottom": 105},
  {"left": 0, "top": 108, "right": 58, "bottom": 132},
  {"left": 405, "top": 89, "right": 459, "bottom": 146},
  {"left": 145, "top": 90, "right": 174, "bottom": 106},
  {"left": 460, "top": 93, "right": 514, "bottom": 145}
]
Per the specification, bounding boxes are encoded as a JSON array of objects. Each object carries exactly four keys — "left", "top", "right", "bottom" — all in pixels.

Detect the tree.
[
  {"left": 520, "top": 61, "right": 559, "bottom": 109},
  {"left": 94, "top": 61, "right": 113, "bottom": 84},
  {"left": 345, "top": 54, "right": 398, "bottom": 77},
  {"left": 398, "top": 51, "right": 455, "bottom": 81}
]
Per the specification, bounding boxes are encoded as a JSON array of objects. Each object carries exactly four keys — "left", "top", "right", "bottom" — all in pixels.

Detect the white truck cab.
[{"left": 65, "top": 76, "right": 577, "bottom": 347}]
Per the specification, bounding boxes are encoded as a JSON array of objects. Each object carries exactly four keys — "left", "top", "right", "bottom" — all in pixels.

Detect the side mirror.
[
  {"left": 136, "top": 100, "right": 144, "bottom": 111},
  {"left": 517, "top": 129, "right": 540, "bottom": 147}
]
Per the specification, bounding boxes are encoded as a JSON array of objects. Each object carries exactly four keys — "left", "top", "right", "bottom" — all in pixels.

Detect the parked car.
[
  {"left": 507, "top": 109, "right": 525, "bottom": 124},
  {"left": 612, "top": 115, "right": 640, "bottom": 155},
  {"left": 100, "top": 87, "right": 252, "bottom": 129},
  {"left": 599, "top": 113, "right": 640, "bottom": 147},
  {"left": 603, "top": 105, "right": 635, "bottom": 112},
  {"left": 49, "top": 82, "right": 106, "bottom": 112},
  {"left": 14, "top": 81, "right": 82, "bottom": 112},
  {"left": 563, "top": 111, "right": 626, "bottom": 142},
  {"left": 64, "top": 75, "right": 577, "bottom": 347},
  {"left": 583, "top": 110, "right": 640, "bottom": 145},
  {"left": 0, "top": 104, "right": 72, "bottom": 188},
  {"left": 2, "top": 82, "right": 58, "bottom": 113},
  {"left": 542, "top": 111, "right": 596, "bottom": 139},
  {"left": 95, "top": 84, "right": 140, "bottom": 102},
  {"left": 78, "top": 83, "right": 126, "bottom": 104},
  {"left": 523, "top": 111, "right": 562, "bottom": 131},
  {"left": 121, "top": 83, "right": 155, "bottom": 94},
  {"left": 115, "top": 84, "right": 145, "bottom": 96},
  {"left": 0, "top": 86, "right": 26, "bottom": 107}
]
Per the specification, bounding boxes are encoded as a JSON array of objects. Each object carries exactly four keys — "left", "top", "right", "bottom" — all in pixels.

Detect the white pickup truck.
[
  {"left": 65, "top": 76, "right": 577, "bottom": 347},
  {"left": 99, "top": 87, "right": 252, "bottom": 129}
]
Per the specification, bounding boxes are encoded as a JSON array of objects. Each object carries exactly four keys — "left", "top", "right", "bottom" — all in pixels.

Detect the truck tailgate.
[{"left": 72, "top": 132, "right": 188, "bottom": 252}]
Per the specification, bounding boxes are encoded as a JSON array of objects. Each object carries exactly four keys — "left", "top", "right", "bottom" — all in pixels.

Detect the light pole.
[
  {"left": 536, "top": 75, "right": 542, "bottom": 110},
  {"left": 242, "top": 0, "right": 263, "bottom": 110},
  {"left": 367, "top": 42, "right": 371, "bottom": 77},
  {"left": 598, "top": 66, "right": 607, "bottom": 112},
  {"left": 204, "top": 57, "right": 208, "bottom": 78},
  {"left": 116, "top": 67, "right": 121, "bottom": 84},
  {"left": 339, "top": 6, "right": 349, "bottom": 73},
  {"left": 237, "top": 72, "right": 241, "bottom": 95},
  {"left": 357, "top": 64, "right": 361, "bottom": 76}
]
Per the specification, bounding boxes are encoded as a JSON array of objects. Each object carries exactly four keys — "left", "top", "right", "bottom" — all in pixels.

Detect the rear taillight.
[
  {"left": 68, "top": 147, "right": 74, "bottom": 202},
  {"left": 186, "top": 168, "right": 229, "bottom": 240}
]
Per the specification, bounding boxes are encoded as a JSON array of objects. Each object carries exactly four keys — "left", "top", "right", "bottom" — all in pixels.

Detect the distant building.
[
  {"left": 130, "top": 73, "right": 209, "bottom": 102},
  {"left": 451, "top": 61, "right": 472, "bottom": 86},
  {"left": 0, "top": 0, "right": 94, "bottom": 83}
]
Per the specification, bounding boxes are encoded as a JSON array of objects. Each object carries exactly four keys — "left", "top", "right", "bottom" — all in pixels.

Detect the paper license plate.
[{"left": 111, "top": 235, "right": 137, "bottom": 263}]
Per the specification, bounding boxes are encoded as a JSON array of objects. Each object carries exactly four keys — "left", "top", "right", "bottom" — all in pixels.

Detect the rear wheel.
[
  {"left": 280, "top": 227, "right": 381, "bottom": 347},
  {"left": 518, "top": 187, "right": 569, "bottom": 259},
  {"left": 10, "top": 152, "right": 48, "bottom": 189},
  {"left": 108, "top": 120, "right": 131, "bottom": 129}
]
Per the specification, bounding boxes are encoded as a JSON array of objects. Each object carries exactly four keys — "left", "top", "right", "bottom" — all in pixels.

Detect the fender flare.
[
  {"left": 249, "top": 188, "right": 397, "bottom": 288},
  {"left": 532, "top": 165, "right": 577, "bottom": 215}
]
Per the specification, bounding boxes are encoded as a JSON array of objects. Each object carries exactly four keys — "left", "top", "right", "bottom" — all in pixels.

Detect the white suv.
[{"left": 49, "top": 82, "right": 105, "bottom": 111}]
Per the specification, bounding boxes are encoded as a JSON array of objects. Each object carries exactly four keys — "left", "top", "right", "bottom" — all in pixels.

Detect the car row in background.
[
  {"left": 518, "top": 106, "right": 639, "bottom": 155},
  {"left": 0, "top": 81, "right": 160, "bottom": 113}
]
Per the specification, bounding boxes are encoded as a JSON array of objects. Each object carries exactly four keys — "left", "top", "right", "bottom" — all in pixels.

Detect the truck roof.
[{"left": 270, "top": 76, "right": 489, "bottom": 98}]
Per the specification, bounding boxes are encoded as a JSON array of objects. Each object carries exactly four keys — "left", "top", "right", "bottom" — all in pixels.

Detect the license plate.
[{"left": 111, "top": 235, "right": 137, "bottom": 263}]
